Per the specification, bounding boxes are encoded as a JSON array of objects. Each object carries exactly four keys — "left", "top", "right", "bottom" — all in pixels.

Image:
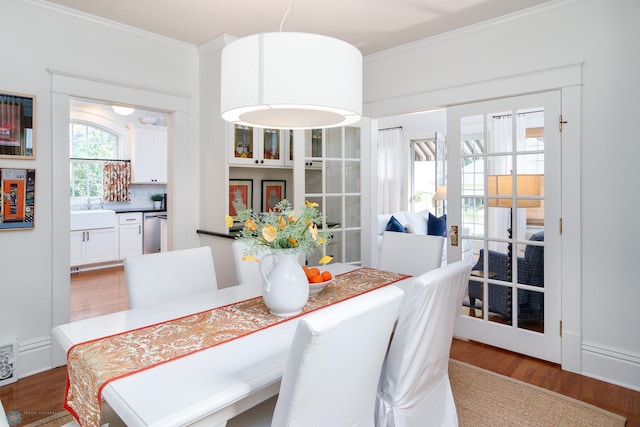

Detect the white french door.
[{"left": 449, "top": 91, "right": 562, "bottom": 363}]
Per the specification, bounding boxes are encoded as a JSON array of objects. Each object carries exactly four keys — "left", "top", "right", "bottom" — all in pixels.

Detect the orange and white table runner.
[{"left": 64, "top": 267, "right": 408, "bottom": 427}]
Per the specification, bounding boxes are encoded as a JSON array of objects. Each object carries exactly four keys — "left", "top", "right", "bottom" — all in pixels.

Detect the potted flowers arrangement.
[
  {"left": 150, "top": 193, "right": 164, "bottom": 209},
  {"left": 225, "top": 199, "right": 333, "bottom": 316}
]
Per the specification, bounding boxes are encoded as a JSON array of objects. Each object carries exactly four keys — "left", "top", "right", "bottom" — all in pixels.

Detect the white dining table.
[{"left": 53, "top": 263, "right": 410, "bottom": 427}]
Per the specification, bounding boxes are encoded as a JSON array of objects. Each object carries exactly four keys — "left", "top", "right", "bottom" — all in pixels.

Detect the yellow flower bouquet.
[{"left": 226, "top": 199, "right": 333, "bottom": 265}]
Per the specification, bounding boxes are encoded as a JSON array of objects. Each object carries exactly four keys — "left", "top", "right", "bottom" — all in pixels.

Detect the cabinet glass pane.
[
  {"left": 345, "top": 230, "right": 361, "bottom": 263},
  {"left": 325, "top": 160, "right": 342, "bottom": 193},
  {"left": 325, "top": 196, "right": 342, "bottom": 227},
  {"left": 345, "top": 161, "right": 360, "bottom": 193},
  {"left": 305, "top": 169, "right": 322, "bottom": 194},
  {"left": 344, "top": 196, "right": 361, "bottom": 228},
  {"left": 305, "top": 129, "right": 323, "bottom": 158},
  {"left": 234, "top": 125, "right": 254, "bottom": 159},
  {"left": 263, "top": 129, "right": 280, "bottom": 160},
  {"left": 345, "top": 127, "right": 360, "bottom": 158},
  {"left": 326, "top": 127, "right": 342, "bottom": 158}
]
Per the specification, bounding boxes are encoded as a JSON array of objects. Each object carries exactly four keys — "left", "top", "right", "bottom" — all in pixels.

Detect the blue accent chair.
[{"left": 468, "top": 231, "right": 544, "bottom": 323}]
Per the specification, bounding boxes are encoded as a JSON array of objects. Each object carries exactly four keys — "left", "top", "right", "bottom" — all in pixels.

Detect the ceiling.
[{"left": 43, "top": 0, "right": 552, "bottom": 55}]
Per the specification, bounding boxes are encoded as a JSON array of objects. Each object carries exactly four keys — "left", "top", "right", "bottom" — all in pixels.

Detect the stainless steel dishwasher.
[{"left": 143, "top": 211, "right": 166, "bottom": 254}]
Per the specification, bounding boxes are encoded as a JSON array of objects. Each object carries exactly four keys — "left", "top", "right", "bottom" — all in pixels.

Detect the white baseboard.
[
  {"left": 16, "top": 336, "right": 53, "bottom": 379},
  {"left": 581, "top": 341, "right": 640, "bottom": 392}
]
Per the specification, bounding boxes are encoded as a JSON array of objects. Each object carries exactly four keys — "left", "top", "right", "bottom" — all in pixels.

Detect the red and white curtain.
[{"left": 103, "top": 161, "right": 131, "bottom": 202}]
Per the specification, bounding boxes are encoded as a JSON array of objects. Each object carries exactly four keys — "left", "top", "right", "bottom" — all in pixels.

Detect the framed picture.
[
  {"left": 262, "top": 180, "right": 286, "bottom": 212},
  {"left": 0, "top": 91, "right": 35, "bottom": 159},
  {"left": 229, "top": 179, "right": 253, "bottom": 216},
  {"left": 0, "top": 168, "right": 36, "bottom": 230}
]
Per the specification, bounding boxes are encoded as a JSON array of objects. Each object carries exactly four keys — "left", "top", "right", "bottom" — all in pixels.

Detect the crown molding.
[
  {"left": 7, "top": 0, "right": 197, "bottom": 51},
  {"left": 364, "top": 0, "right": 585, "bottom": 61}
]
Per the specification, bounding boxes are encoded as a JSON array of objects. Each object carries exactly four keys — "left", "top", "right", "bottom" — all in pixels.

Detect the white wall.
[
  {"left": 0, "top": 0, "right": 199, "bottom": 376},
  {"left": 364, "top": 0, "right": 640, "bottom": 390}
]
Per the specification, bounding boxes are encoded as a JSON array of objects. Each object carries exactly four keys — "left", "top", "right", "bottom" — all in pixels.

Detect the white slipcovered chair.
[
  {"left": 123, "top": 246, "right": 217, "bottom": 309},
  {"left": 227, "top": 285, "right": 404, "bottom": 427},
  {"left": 376, "top": 260, "right": 472, "bottom": 427},
  {"left": 232, "top": 240, "right": 271, "bottom": 292},
  {"left": 378, "top": 231, "right": 445, "bottom": 278}
]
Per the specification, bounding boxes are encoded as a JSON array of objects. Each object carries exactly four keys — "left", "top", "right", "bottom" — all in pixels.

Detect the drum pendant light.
[{"left": 221, "top": 31, "right": 362, "bottom": 129}]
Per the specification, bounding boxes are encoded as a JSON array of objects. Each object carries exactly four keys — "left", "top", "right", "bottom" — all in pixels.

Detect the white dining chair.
[
  {"left": 232, "top": 240, "right": 271, "bottom": 292},
  {"left": 227, "top": 285, "right": 404, "bottom": 427},
  {"left": 375, "top": 260, "right": 471, "bottom": 427},
  {"left": 124, "top": 246, "right": 217, "bottom": 309},
  {"left": 378, "top": 231, "right": 445, "bottom": 277}
]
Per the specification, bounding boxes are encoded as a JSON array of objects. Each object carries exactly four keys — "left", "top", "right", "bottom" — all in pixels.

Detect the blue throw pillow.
[
  {"left": 427, "top": 213, "right": 447, "bottom": 237},
  {"left": 385, "top": 216, "right": 406, "bottom": 233}
]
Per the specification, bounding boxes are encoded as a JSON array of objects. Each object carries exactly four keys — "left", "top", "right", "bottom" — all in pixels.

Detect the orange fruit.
[
  {"left": 309, "top": 274, "right": 325, "bottom": 283},
  {"left": 321, "top": 271, "right": 332, "bottom": 281},
  {"left": 308, "top": 267, "right": 321, "bottom": 277}
]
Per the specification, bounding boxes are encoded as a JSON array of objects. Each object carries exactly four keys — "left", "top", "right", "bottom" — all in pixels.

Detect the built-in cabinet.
[
  {"left": 118, "top": 212, "right": 142, "bottom": 259},
  {"left": 226, "top": 122, "right": 369, "bottom": 267},
  {"left": 70, "top": 228, "right": 118, "bottom": 267},
  {"left": 229, "top": 125, "right": 287, "bottom": 167},
  {"left": 128, "top": 124, "right": 167, "bottom": 183}
]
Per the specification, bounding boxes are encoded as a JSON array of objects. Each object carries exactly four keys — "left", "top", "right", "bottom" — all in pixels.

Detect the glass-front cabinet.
[
  {"left": 304, "top": 126, "right": 363, "bottom": 266},
  {"left": 229, "top": 124, "right": 285, "bottom": 167}
]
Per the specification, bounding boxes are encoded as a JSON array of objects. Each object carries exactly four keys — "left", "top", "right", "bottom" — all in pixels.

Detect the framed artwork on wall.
[
  {"left": 0, "top": 91, "right": 35, "bottom": 159},
  {"left": 0, "top": 168, "right": 36, "bottom": 230},
  {"left": 229, "top": 179, "right": 253, "bottom": 216},
  {"left": 262, "top": 180, "right": 286, "bottom": 212}
]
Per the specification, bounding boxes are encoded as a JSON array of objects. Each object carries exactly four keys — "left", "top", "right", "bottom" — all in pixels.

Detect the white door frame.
[{"left": 366, "top": 64, "right": 582, "bottom": 373}]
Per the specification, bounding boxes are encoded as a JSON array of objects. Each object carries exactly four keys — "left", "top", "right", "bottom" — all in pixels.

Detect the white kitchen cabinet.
[
  {"left": 128, "top": 124, "right": 167, "bottom": 183},
  {"left": 70, "top": 228, "right": 118, "bottom": 267},
  {"left": 118, "top": 212, "right": 142, "bottom": 260},
  {"left": 229, "top": 124, "right": 286, "bottom": 167}
]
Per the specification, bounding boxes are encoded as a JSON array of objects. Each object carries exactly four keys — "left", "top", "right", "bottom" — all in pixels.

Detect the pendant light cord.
[{"left": 279, "top": 0, "right": 293, "bottom": 32}]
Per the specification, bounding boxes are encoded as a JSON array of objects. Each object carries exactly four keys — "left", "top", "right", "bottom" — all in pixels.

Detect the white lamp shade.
[{"left": 221, "top": 32, "right": 362, "bottom": 129}]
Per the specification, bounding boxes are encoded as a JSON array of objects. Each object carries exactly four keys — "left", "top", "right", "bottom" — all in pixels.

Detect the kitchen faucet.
[{"left": 86, "top": 197, "right": 103, "bottom": 210}]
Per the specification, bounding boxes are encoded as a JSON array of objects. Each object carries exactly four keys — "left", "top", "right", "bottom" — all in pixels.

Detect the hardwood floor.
[{"left": 1, "top": 267, "right": 638, "bottom": 426}]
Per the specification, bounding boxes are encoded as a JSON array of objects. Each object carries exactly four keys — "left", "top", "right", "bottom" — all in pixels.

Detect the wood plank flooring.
[{"left": 1, "top": 267, "right": 638, "bottom": 426}]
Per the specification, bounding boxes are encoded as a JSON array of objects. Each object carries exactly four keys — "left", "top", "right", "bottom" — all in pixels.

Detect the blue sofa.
[{"left": 468, "top": 231, "right": 544, "bottom": 323}]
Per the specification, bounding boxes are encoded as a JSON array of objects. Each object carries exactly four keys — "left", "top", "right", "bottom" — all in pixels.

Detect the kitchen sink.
[{"left": 70, "top": 209, "right": 116, "bottom": 231}]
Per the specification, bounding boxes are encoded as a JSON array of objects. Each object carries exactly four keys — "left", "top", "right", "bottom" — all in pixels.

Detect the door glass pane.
[
  {"left": 462, "top": 108, "right": 546, "bottom": 333},
  {"left": 345, "top": 229, "right": 361, "bottom": 263},
  {"left": 345, "top": 127, "right": 360, "bottom": 158},
  {"left": 305, "top": 169, "right": 322, "bottom": 194},
  {"left": 345, "top": 161, "right": 360, "bottom": 193},
  {"left": 325, "top": 196, "right": 342, "bottom": 226},
  {"left": 326, "top": 128, "right": 342, "bottom": 158},
  {"left": 344, "top": 195, "right": 360, "bottom": 228},
  {"left": 325, "top": 160, "right": 342, "bottom": 193}
]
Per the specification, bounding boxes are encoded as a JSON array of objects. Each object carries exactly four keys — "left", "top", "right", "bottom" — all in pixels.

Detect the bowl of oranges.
[{"left": 303, "top": 266, "right": 333, "bottom": 297}]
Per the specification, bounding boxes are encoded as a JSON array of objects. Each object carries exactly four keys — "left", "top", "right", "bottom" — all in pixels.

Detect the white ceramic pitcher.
[{"left": 259, "top": 249, "right": 309, "bottom": 317}]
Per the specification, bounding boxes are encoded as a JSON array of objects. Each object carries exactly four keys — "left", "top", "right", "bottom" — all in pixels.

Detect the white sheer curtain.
[
  {"left": 489, "top": 115, "right": 526, "bottom": 252},
  {"left": 377, "top": 127, "right": 404, "bottom": 214}
]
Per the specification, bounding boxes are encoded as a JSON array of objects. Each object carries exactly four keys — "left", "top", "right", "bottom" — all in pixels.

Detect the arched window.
[{"left": 69, "top": 122, "right": 118, "bottom": 199}]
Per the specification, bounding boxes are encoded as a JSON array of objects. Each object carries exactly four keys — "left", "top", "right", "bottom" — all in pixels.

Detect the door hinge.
[
  {"left": 559, "top": 218, "right": 563, "bottom": 235},
  {"left": 559, "top": 114, "right": 568, "bottom": 132},
  {"left": 560, "top": 320, "right": 563, "bottom": 337}
]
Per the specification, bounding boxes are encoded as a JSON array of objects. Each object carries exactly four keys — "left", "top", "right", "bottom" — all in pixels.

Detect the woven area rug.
[
  {"left": 26, "top": 360, "right": 626, "bottom": 426},
  {"left": 449, "top": 359, "right": 626, "bottom": 426}
]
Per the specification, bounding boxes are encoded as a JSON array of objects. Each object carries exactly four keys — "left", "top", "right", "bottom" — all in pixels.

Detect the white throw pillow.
[{"left": 404, "top": 210, "right": 429, "bottom": 235}]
